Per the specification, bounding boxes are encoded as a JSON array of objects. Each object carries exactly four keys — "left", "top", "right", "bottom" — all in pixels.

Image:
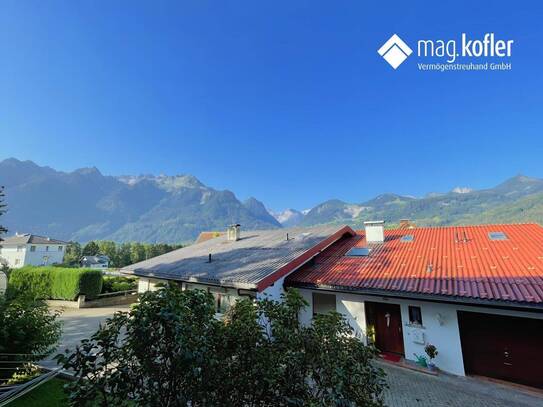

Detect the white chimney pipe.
[
  {"left": 227, "top": 224, "right": 241, "bottom": 242},
  {"left": 364, "top": 221, "right": 385, "bottom": 243}
]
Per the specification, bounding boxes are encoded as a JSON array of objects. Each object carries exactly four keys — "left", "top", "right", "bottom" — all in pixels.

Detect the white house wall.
[
  {"left": 23, "top": 244, "right": 65, "bottom": 266},
  {"left": 0, "top": 244, "right": 65, "bottom": 268},
  {"left": 137, "top": 277, "right": 166, "bottom": 292},
  {"left": 257, "top": 275, "right": 287, "bottom": 301},
  {"left": 295, "top": 288, "right": 543, "bottom": 377}
]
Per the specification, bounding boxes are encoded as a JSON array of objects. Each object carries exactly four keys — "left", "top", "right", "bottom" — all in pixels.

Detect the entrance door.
[
  {"left": 367, "top": 302, "right": 405, "bottom": 355},
  {"left": 458, "top": 311, "right": 543, "bottom": 389}
]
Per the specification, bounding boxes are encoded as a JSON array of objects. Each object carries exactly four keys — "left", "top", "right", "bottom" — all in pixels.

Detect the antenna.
[{"left": 463, "top": 231, "right": 468, "bottom": 243}]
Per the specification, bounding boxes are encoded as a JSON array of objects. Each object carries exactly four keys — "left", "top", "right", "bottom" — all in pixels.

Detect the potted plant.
[{"left": 425, "top": 343, "right": 438, "bottom": 371}]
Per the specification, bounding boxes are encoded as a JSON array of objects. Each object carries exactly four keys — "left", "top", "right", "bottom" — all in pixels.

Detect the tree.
[
  {"left": 97, "top": 241, "right": 117, "bottom": 263},
  {"left": 82, "top": 241, "right": 100, "bottom": 256},
  {"left": 130, "top": 242, "right": 146, "bottom": 264},
  {"left": 115, "top": 243, "right": 132, "bottom": 268},
  {"left": 63, "top": 242, "right": 82, "bottom": 266},
  {"left": 0, "top": 188, "right": 62, "bottom": 380},
  {"left": 0, "top": 288, "right": 62, "bottom": 380},
  {"left": 57, "top": 286, "right": 386, "bottom": 406}
]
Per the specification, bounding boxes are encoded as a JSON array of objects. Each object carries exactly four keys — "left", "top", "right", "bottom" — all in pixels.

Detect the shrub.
[
  {"left": 58, "top": 286, "right": 387, "bottom": 406},
  {"left": 9, "top": 266, "right": 103, "bottom": 300},
  {"left": 101, "top": 276, "right": 138, "bottom": 294}
]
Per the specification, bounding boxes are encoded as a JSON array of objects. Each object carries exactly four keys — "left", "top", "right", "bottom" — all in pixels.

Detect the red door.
[
  {"left": 458, "top": 311, "right": 543, "bottom": 389},
  {"left": 370, "top": 302, "right": 405, "bottom": 355}
]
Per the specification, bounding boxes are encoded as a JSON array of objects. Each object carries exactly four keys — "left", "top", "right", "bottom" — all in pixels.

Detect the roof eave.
[
  {"left": 285, "top": 282, "right": 543, "bottom": 312},
  {"left": 121, "top": 268, "right": 258, "bottom": 291}
]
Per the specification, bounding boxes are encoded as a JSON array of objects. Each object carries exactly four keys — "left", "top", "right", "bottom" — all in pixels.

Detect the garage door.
[{"left": 458, "top": 311, "right": 543, "bottom": 389}]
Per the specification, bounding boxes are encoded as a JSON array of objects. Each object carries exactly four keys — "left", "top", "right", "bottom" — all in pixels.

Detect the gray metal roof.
[
  {"left": 81, "top": 255, "right": 110, "bottom": 265},
  {"left": 121, "top": 225, "right": 350, "bottom": 290},
  {"left": 0, "top": 234, "right": 68, "bottom": 245}
]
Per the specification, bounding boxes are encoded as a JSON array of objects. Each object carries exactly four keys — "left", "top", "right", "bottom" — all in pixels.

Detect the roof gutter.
[{"left": 285, "top": 282, "right": 543, "bottom": 314}]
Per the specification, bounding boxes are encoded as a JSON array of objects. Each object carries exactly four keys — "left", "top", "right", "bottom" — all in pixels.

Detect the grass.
[{"left": 7, "top": 378, "right": 68, "bottom": 407}]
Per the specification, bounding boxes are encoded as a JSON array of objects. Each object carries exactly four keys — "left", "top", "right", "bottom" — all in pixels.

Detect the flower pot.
[{"left": 427, "top": 362, "right": 436, "bottom": 372}]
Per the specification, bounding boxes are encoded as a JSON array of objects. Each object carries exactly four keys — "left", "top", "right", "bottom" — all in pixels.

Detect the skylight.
[
  {"left": 345, "top": 247, "right": 370, "bottom": 257},
  {"left": 401, "top": 234, "right": 414, "bottom": 242},
  {"left": 488, "top": 232, "right": 508, "bottom": 241}
]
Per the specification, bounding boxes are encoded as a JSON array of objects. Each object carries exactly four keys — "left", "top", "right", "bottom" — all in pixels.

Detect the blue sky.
[{"left": 1, "top": 1, "right": 542, "bottom": 211}]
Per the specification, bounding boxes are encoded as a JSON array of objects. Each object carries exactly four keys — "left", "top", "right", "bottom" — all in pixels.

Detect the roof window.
[
  {"left": 401, "top": 234, "right": 414, "bottom": 242},
  {"left": 488, "top": 232, "right": 507, "bottom": 241},
  {"left": 345, "top": 247, "right": 370, "bottom": 257}
]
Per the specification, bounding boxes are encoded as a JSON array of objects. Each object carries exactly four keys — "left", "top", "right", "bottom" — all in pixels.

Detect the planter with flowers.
[{"left": 425, "top": 344, "right": 438, "bottom": 371}]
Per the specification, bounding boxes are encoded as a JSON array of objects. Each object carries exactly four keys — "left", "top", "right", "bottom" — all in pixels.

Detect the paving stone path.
[{"left": 380, "top": 361, "right": 543, "bottom": 407}]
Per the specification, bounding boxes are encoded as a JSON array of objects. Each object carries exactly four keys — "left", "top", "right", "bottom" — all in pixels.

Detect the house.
[
  {"left": 80, "top": 254, "right": 110, "bottom": 269},
  {"left": 285, "top": 221, "right": 543, "bottom": 389},
  {"left": 122, "top": 222, "right": 543, "bottom": 389},
  {"left": 122, "top": 224, "right": 352, "bottom": 313},
  {"left": 0, "top": 233, "right": 68, "bottom": 268}
]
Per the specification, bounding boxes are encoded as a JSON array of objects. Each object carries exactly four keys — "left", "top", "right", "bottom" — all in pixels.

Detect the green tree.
[
  {"left": 63, "top": 242, "right": 82, "bottom": 266},
  {"left": 0, "top": 294, "right": 62, "bottom": 381},
  {"left": 115, "top": 243, "right": 132, "bottom": 268},
  {"left": 130, "top": 242, "right": 146, "bottom": 264},
  {"left": 97, "top": 240, "right": 117, "bottom": 263},
  {"left": 82, "top": 241, "right": 100, "bottom": 256},
  {"left": 57, "top": 286, "right": 386, "bottom": 406}
]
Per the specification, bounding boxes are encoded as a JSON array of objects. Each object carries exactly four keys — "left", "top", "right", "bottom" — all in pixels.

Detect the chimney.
[
  {"left": 399, "top": 219, "right": 410, "bottom": 229},
  {"left": 227, "top": 224, "right": 241, "bottom": 242},
  {"left": 364, "top": 221, "right": 385, "bottom": 243}
]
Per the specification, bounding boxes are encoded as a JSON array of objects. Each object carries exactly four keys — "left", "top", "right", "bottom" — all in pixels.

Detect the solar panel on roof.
[
  {"left": 401, "top": 234, "right": 414, "bottom": 242},
  {"left": 488, "top": 232, "right": 507, "bottom": 241},
  {"left": 345, "top": 247, "right": 370, "bottom": 257}
]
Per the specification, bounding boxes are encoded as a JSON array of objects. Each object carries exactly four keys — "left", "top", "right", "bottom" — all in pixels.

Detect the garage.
[{"left": 458, "top": 311, "right": 543, "bottom": 389}]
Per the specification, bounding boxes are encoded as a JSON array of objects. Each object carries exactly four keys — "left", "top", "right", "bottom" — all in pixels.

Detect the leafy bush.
[
  {"left": 101, "top": 276, "right": 138, "bottom": 293},
  {"left": 9, "top": 266, "right": 103, "bottom": 300},
  {"left": 0, "top": 294, "right": 62, "bottom": 380},
  {"left": 57, "top": 286, "right": 387, "bottom": 406}
]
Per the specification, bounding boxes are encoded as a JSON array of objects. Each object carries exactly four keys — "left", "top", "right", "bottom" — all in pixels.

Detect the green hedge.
[
  {"left": 101, "top": 276, "right": 138, "bottom": 294},
  {"left": 9, "top": 266, "right": 103, "bottom": 300}
]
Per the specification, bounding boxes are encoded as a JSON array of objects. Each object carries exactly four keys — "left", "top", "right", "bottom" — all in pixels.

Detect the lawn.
[{"left": 8, "top": 378, "right": 68, "bottom": 407}]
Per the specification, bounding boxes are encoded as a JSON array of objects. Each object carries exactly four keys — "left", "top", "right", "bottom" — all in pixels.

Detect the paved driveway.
[
  {"left": 41, "top": 306, "right": 130, "bottom": 369},
  {"left": 380, "top": 361, "right": 543, "bottom": 407}
]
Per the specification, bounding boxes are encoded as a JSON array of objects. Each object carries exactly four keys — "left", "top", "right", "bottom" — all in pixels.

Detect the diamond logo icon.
[{"left": 377, "top": 34, "right": 413, "bottom": 69}]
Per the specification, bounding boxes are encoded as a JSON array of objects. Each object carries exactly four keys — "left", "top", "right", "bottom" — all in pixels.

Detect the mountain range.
[{"left": 1, "top": 158, "right": 543, "bottom": 243}]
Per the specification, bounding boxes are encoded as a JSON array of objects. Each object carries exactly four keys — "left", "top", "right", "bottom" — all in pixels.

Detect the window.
[
  {"left": 213, "top": 293, "right": 237, "bottom": 314},
  {"left": 408, "top": 306, "right": 423, "bottom": 325},
  {"left": 345, "top": 247, "right": 370, "bottom": 257},
  {"left": 45, "top": 246, "right": 49, "bottom": 252},
  {"left": 30, "top": 245, "right": 36, "bottom": 252},
  {"left": 488, "top": 232, "right": 507, "bottom": 241},
  {"left": 58, "top": 246, "right": 63, "bottom": 251},
  {"left": 312, "top": 292, "right": 336, "bottom": 315},
  {"left": 14, "top": 259, "right": 20, "bottom": 265},
  {"left": 16, "top": 245, "right": 24, "bottom": 252},
  {"left": 401, "top": 234, "right": 414, "bottom": 242}
]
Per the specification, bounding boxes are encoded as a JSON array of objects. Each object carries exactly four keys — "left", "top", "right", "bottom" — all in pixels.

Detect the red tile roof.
[{"left": 285, "top": 223, "right": 543, "bottom": 307}]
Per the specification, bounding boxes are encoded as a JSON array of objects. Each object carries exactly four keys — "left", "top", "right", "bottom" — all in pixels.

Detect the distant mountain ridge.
[
  {"left": 0, "top": 158, "right": 280, "bottom": 243},
  {"left": 2, "top": 158, "right": 543, "bottom": 242}
]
